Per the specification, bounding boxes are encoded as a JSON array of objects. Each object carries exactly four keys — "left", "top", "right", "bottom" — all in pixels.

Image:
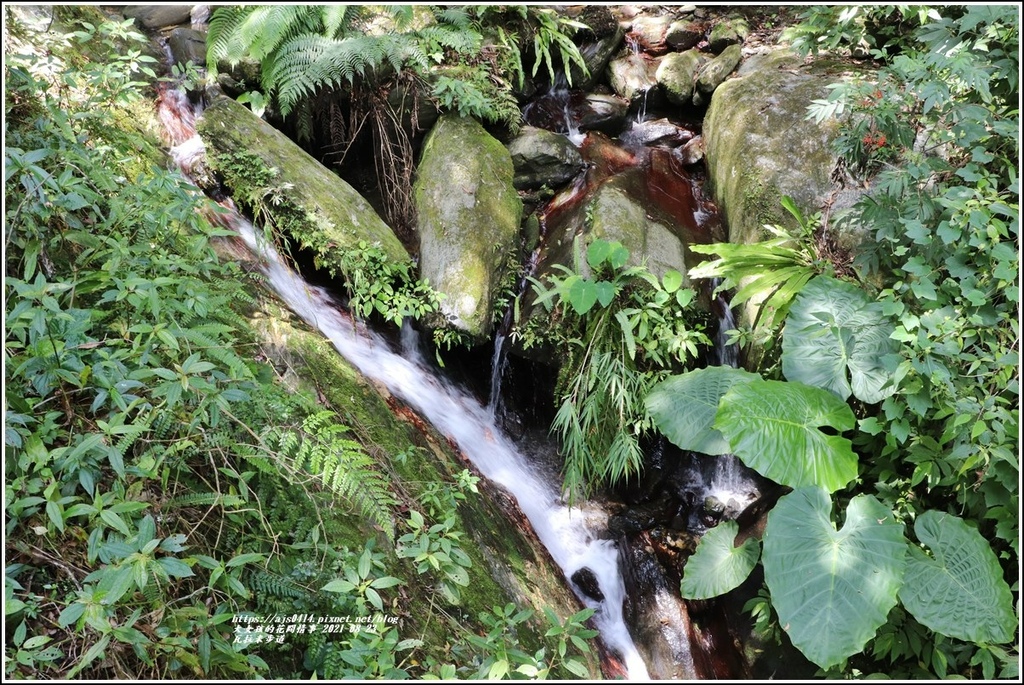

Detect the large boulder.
[
  {"left": 666, "top": 20, "right": 703, "bottom": 51},
  {"left": 629, "top": 15, "right": 673, "bottom": 55},
  {"left": 507, "top": 126, "right": 585, "bottom": 190},
  {"left": 589, "top": 177, "right": 690, "bottom": 280},
  {"left": 577, "top": 93, "right": 630, "bottom": 134},
  {"left": 607, "top": 51, "right": 661, "bottom": 103},
  {"left": 694, "top": 43, "right": 742, "bottom": 103},
  {"left": 167, "top": 27, "right": 206, "bottom": 69},
  {"left": 414, "top": 115, "right": 522, "bottom": 341},
  {"left": 123, "top": 5, "right": 193, "bottom": 29},
  {"left": 704, "top": 49, "right": 868, "bottom": 246},
  {"left": 656, "top": 49, "right": 707, "bottom": 106},
  {"left": 703, "top": 49, "right": 872, "bottom": 344},
  {"left": 197, "top": 95, "right": 409, "bottom": 266}
]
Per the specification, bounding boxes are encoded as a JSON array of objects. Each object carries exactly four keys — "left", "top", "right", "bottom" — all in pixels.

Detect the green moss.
[
  {"left": 245, "top": 298, "right": 595, "bottom": 673},
  {"left": 198, "top": 96, "right": 409, "bottom": 265},
  {"left": 414, "top": 115, "right": 523, "bottom": 341}
]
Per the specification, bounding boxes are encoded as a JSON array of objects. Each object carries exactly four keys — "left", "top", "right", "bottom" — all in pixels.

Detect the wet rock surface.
[{"left": 507, "top": 126, "right": 585, "bottom": 190}]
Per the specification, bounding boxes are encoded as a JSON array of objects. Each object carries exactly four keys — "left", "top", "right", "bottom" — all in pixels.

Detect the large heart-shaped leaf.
[
  {"left": 567, "top": 278, "right": 598, "bottom": 315},
  {"left": 899, "top": 510, "right": 1016, "bottom": 644},
  {"left": 714, "top": 379, "right": 857, "bottom": 492},
  {"left": 646, "top": 367, "right": 759, "bottom": 455},
  {"left": 782, "top": 275, "right": 898, "bottom": 404},
  {"left": 680, "top": 521, "right": 760, "bottom": 599},
  {"left": 763, "top": 488, "right": 906, "bottom": 670}
]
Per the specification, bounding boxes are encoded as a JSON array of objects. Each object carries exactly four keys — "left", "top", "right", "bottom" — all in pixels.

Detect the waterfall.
[
  {"left": 162, "top": 88, "right": 649, "bottom": 676},
  {"left": 706, "top": 278, "right": 755, "bottom": 508},
  {"left": 713, "top": 278, "right": 740, "bottom": 369},
  {"left": 234, "top": 219, "right": 651, "bottom": 679}
]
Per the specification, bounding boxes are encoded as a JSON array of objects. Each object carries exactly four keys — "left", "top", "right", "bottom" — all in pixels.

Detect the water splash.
[{"left": 234, "top": 221, "right": 649, "bottom": 678}]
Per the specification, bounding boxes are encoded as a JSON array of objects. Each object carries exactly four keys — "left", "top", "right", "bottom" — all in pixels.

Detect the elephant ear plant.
[{"left": 647, "top": 271, "right": 1017, "bottom": 673}]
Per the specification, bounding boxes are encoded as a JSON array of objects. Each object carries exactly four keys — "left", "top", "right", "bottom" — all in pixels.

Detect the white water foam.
[{"left": 235, "top": 221, "right": 650, "bottom": 679}]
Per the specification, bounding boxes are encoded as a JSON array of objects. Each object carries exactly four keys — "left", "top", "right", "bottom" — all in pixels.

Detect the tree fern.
[{"left": 268, "top": 34, "right": 411, "bottom": 115}]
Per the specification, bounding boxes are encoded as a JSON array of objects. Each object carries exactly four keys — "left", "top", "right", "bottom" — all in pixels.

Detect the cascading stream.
[
  {"left": 233, "top": 218, "right": 651, "bottom": 680},
  {"left": 161, "top": 86, "right": 650, "bottom": 679}
]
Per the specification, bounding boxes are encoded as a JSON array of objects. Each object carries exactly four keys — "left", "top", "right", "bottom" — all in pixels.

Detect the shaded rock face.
[
  {"left": 703, "top": 49, "right": 871, "bottom": 247},
  {"left": 507, "top": 126, "right": 585, "bottom": 190},
  {"left": 197, "top": 95, "right": 408, "bottom": 265},
  {"left": 414, "top": 115, "right": 522, "bottom": 341},
  {"left": 123, "top": 5, "right": 192, "bottom": 29},
  {"left": 620, "top": 535, "right": 699, "bottom": 680},
  {"left": 577, "top": 93, "right": 630, "bottom": 134},
  {"left": 572, "top": 25, "right": 626, "bottom": 90},
  {"left": 167, "top": 27, "right": 206, "bottom": 70}
]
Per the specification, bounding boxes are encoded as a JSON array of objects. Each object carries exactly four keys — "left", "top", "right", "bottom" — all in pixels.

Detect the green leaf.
[
  {"left": 46, "top": 500, "right": 65, "bottom": 533},
  {"left": 762, "top": 488, "right": 906, "bottom": 670},
  {"left": 782, "top": 275, "right": 898, "bottom": 403},
  {"left": 156, "top": 557, "right": 194, "bottom": 578},
  {"left": 23, "top": 635, "right": 52, "bottom": 650},
  {"left": 58, "top": 602, "right": 85, "bottom": 628},
  {"left": 322, "top": 579, "right": 356, "bottom": 593},
  {"left": 369, "top": 576, "right": 403, "bottom": 590},
  {"left": 662, "top": 269, "right": 683, "bottom": 293},
  {"left": 607, "top": 242, "right": 629, "bottom": 269},
  {"left": 67, "top": 634, "right": 110, "bottom": 678},
  {"left": 567, "top": 278, "right": 598, "bottom": 316},
  {"left": 365, "top": 586, "right": 383, "bottom": 611},
  {"left": 226, "top": 552, "right": 264, "bottom": 568},
  {"left": 563, "top": 658, "right": 590, "bottom": 678},
  {"left": 647, "top": 367, "right": 760, "bottom": 455},
  {"left": 100, "top": 510, "right": 131, "bottom": 536},
  {"left": 680, "top": 521, "right": 760, "bottom": 599},
  {"left": 715, "top": 380, "right": 858, "bottom": 491},
  {"left": 898, "top": 510, "right": 1016, "bottom": 644},
  {"left": 586, "top": 239, "right": 611, "bottom": 268},
  {"left": 594, "top": 280, "right": 616, "bottom": 307},
  {"left": 488, "top": 658, "right": 509, "bottom": 680}
]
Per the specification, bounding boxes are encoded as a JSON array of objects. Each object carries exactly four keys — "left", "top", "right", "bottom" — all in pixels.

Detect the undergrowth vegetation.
[
  {"left": 652, "top": 5, "right": 1018, "bottom": 678},
  {"left": 519, "top": 238, "right": 710, "bottom": 501},
  {"left": 4, "top": 10, "right": 595, "bottom": 680}
]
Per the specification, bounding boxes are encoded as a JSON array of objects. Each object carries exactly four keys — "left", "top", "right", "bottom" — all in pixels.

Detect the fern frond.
[
  {"left": 250, "top": 569, "right": 308, "bottom": 600},
  {"left": 164, "top": 492, "right": 246, "bottom": 509},
  {"left": 233, "top": 442, "right": 279, "bottom": 477},
  {"left": 268, "top": 34, "right": 412, "bottom": 115},
  {"left": 176, "top": 325, "right": 253, "bottom": 381},
  {"left": 265, "top": 411, "right": 397, "bottom": 538}
]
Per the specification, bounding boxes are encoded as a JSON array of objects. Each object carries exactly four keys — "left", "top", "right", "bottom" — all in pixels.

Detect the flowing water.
[
  {"left": 233, "top": 218, "right": 651, "bottom": 679},
  {"left": 160, "top": 88, "right": 651, "bottom": 679}
]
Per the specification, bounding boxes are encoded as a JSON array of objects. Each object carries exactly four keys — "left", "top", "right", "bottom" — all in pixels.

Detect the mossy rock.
[
  {"left": 414, "top": 115, "right": 522, "bottom": 342},
  {"left": 703, "top": 48, "right": 873, "bottom": 347},
  {"left": 703, "top": 49, "right": 870, "bottom": 246},
  {"left": 656, "top": 49, "right": 706, "bottom": 106},
  {"left": 244, "top": 292, "right": 599, "bottom": 676},
  {"left": 197, "top": 95, "right": 408, "bottom": 268}
]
